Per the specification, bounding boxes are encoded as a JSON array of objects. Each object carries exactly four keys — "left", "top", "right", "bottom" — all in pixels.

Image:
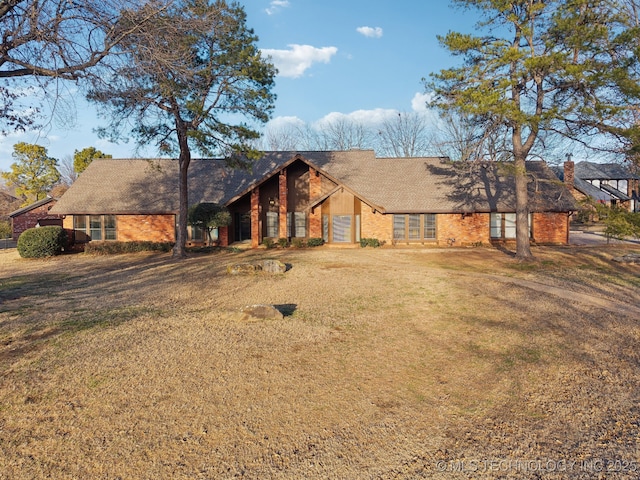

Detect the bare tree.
[
  {"left": 0, "top": 0, "right": 169, "bottom": 132},
  {"left": 376, "top": 112, "right": 432, "bottom": 157},
  {"left": 262, "top": 123, "right": 303, "bottom": 151},
  {"left": 315, "top": 117, "right": 373, "bottom": 151},
  {"left": 57, "top": 154, "right": 78, "bottom": 187}
]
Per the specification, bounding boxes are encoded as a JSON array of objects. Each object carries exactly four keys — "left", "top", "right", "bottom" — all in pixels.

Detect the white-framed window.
[{"left": 490, "top": 212, "right": 531, "bottom": 239}]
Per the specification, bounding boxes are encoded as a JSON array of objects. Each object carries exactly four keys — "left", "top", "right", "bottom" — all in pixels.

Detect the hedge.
[
  {"left": 84, "top": 241, "right": 174, "bottom": 255},
  {"left": 17, "top": 226, "right": 67, "bottom": 258}
]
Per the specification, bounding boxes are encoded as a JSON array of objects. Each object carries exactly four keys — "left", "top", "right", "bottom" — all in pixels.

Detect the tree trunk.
[
  {"left": 173, "top": 126, "right": 191, "bottom": 259},
  {"left": 514, "top": 154, "right": 533, "bottom": 261}
]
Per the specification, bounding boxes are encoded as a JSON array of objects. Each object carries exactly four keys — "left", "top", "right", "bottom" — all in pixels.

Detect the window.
[
  {"left": 104, "top": 215, "right": 116, "bottom": 240},
  {"left": 394, "top": 214, "right": 437, "bottom": 242},
  {"left": 266, "top": 212, "right": 278, "bottom": 238},
  {"left": 491, "top": 213, "right": 531, "bottom": 239},
  {"left": 89, "top": 215, "right": 102, "bottom": 240},
  {"left": 393, "top": 215, "right": 406, "bottom": 240},
  {"left": 332, "top": 215, "right": 351, "bottom": 242},
  {"left": 490, "top": 213, "right": 503, "bottom": 238},
  {"left": 294, "top": 212, "right": 306, "bottom": 238},
  {"left": 408, "top": 214, "right": 421, "bottom": 240},
  {"left": 287, "top": 211, "right": 306, "bottom": 237},
  {"left": 74, "top": 215, "right": 117, "bottom": 241},
  {"left": 424, "top": 214, "right": 436, "bottom": 239},
  {"left": 322, "top": 215, "right": 329, "bottom": 242},
  {"left": 504, "top": 213, "right": 516, "bottom": 239},
  {"left": 189, "top": 225, "right": 205, "bottom": 242}
]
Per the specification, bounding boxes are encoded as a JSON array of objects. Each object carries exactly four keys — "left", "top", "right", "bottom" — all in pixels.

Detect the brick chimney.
[{"left": 564, "top": 159, "right": 575, "bottom": 188}]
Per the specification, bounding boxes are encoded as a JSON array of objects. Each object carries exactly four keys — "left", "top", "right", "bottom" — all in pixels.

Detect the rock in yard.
[
  {"left": 226, "top": 260, "right": 288, "bottom": 275},
  {"left": 240, "top": 304, "right": 284, "bottom": 321},
  {"left": 259, "top": 259, "right": 287, "bottom": 274},
  {"left": 227, "top": 263, "right": 261, "bottom": 275}
]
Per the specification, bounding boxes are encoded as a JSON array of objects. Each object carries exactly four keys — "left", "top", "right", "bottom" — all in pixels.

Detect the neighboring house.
[
  {"left": 50, "top": 151, "right": 577, "bottom": 248},
  {"left": 9, "top": 196, "right": 63, "bottom": 240},
  {"left": 558, "top": 160, "right": 640, "bottom": 212},
  {"left": 1, "top": 191, "right": 21, "bottom": 223}
]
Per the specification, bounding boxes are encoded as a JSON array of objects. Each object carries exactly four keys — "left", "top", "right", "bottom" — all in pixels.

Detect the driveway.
[{"left": 569, "top": 230, "right": 639, "bottom": 246}]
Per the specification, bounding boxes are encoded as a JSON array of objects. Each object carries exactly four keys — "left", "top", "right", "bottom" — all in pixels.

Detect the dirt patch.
[{"left": 1, "top": 245, "right": 639, "bottom": 478}]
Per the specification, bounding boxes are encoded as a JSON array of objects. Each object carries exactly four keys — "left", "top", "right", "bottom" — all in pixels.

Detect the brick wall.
[
  {"left": 117, "top": 215, "right": 175, "bottom": 242},
  {"left": 251, "top": 188, "right": 260, "bottom": 248},
  {"left": 11, "top": 202, "right": 63, "bottom": 240},
  {"left": 278, "top": 170, "right": 287, "bottom": 238},
  {"left": 532, "top": 212, "right": 569, "bottom": 244},
  {"left": 361, "top": 212, "right": 570, "bottom": 247},
  {"left": 436, "top": 213, "right": 491, "bottom": 246},
  {"left": 309, "top": 168, "right": 322, "bottom": 238},
  {"left": 218, "top": 226, "right": 229, "bottom": 246},
  {"left": 361, "top": 208, "right": 392, "bottom": 243}
]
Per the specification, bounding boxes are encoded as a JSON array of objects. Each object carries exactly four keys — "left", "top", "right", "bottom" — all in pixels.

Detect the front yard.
[{"left": 1, "top": 244, "right": 639, "bottom": 478}]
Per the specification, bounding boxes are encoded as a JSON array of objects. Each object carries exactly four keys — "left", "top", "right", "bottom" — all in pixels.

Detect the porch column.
[
  {"left": 279, "top": 169, "right": 287, "bottom": 239},
  {"left": 309, "top": 167, "right": 322, "bottom": 237},
  {"left": 251, "top": 187, "right": 260, "bottom": 248}
]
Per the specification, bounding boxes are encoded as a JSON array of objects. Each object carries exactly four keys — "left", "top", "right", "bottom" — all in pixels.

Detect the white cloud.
[
  {"left": 315, "top": 108, "right": 399, "bottom": 128},
  {"left": 265, "top": 0, "right": 290, "bottom": 15},
  {"left": 266, "top": 116, "right": 306, "bottom": 130},
  {"left": 411, "top": 92, "right": 433, "bottom": 112},
  {"left": 261, "top": 44, "right": 338, "bottom": 78},
  {"left": 356, "top": 26, "right": 383, "bottom": 38}
]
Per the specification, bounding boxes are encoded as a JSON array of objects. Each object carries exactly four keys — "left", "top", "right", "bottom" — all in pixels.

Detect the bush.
[
  {"left": 307, "top": 237, "right": 324, "bottom": 247},
  {"left": 84, "top": 241, "right": 174, "bottom": 255},
  {"left": 17, "top": 226, "right": 67, "bottom": 258},
  {"left": 603, "top": 209, "right": 640, "bottom": 241},
  {"left": 0, "top": 220, "right": 11, "bottom": 239},
  {"left": 262, "top": 238, "right": 275, "bottom": 249},
  {"left": 359, "top": 238, "right": 383, "bottom": 248},
  {"left": 291, "top": 238, "right": 306, "bottom": 248},
  {"left": 277, "top": 237, "right": 289, "bottom": 248}
]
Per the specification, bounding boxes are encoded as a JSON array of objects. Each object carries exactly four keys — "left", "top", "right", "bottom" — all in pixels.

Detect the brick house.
[
  {"left": 50, "top": 151, "right": 577, "bottom": 248},
  {"left": 9, "top": 196, "right": 63, "bottom": 240},
  {"left": 558, "top": 160, "right": 640, "bottom": 212},
  {"left": 1, "top": 191, "right": 21, "bottom": 222}
]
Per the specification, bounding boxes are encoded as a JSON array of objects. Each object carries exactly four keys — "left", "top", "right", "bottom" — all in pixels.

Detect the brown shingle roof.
[{"left": 50, "top": 151, "right": 577, "bottom": 215}]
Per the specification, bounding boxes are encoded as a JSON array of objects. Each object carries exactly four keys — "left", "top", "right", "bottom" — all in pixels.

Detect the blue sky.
[{"left": 0, "top": 1, "right": 478, "bottom": 172}]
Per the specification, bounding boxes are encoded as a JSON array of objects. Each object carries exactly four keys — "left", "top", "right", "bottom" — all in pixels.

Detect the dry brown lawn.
[{"left": 1, "top": 243, "right": 639, "bottom": 479}]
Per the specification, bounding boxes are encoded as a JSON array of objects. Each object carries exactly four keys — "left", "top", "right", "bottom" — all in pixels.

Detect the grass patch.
[
  {"left": 0, "top": 245, "right": 639, "bottom": 478},
  {"left": 61, "top": 306, "right": 162, "bottom": 333}
]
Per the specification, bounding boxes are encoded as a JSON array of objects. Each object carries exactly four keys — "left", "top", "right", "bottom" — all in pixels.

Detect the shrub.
[
  {"left": 604, "top": 209, "right": 640, "bottom": 241},
  {"left": 0, "top": 220, "right": 11, "bottom": 239},
  {"left": 84, "top": 241, "right": 173, "bottom": 255},
  {"left": 291, "top": 238, "right": 306, "bottom": 248},
  {"left": 262, "top": 238, "right": 275, "bottom": 249},
  {"left": 359, "top": 238, "right": 383, "bottom": 248},
  {"left": 17, "top": 226, "right": 67, "bottom": 258},
  {"left": 277, "top": 237, "right": 289, "bottom": 248},
  {"left": 307, "top": 237, "right": 324, "bottom": 247}
]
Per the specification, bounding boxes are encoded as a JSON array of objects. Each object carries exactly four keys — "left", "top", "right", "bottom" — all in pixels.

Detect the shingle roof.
[
  {"left": 575, "top": 161, "right": 640, "bottom": 180},
  {"left": 9, "top": 196, "right": 57, "bottom": 217},
  {"left": 50, "top": 152, "right": 576, "bottom": 215}
]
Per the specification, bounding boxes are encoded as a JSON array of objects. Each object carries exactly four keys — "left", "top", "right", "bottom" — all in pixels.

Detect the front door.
[{"left": 235, "top": 212, "right": 251, "bottom": 241}]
